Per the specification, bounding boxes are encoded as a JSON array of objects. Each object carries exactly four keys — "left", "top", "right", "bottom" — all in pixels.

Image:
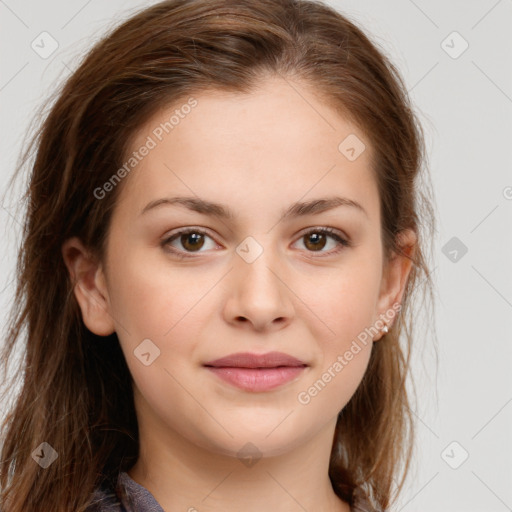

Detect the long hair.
[{"left": 0, "top": 1, "right": 436, "bottom": 510}]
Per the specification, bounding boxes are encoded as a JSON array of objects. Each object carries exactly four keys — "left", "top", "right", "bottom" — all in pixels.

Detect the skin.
[{"left": 62, "top": 75, "right": 415, "bottom": 512}]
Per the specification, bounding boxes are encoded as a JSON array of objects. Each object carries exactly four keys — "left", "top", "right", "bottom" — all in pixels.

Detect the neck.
[{"left": 129, "top": 416, "right": 350, "bottom": 512}]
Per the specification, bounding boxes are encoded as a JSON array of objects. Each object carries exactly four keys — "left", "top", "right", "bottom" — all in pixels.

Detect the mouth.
[{"left": 203, "top": 351, "right": 308, "bottom": 392}]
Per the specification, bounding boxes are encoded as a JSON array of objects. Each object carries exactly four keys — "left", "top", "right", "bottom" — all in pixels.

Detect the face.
[{"left": 65, "top": 75, "right": 412, "bottom": 460}]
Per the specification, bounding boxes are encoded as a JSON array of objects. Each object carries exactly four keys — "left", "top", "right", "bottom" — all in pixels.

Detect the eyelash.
[{"left": 160, "top": 227, "right": 351, "bottom": 260}]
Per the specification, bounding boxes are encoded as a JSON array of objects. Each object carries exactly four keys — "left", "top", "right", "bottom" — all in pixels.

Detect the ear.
[
  {"left": 373, "top": 229, "right": 417, "bottom": 341},
  {"left": 61, "top": 236, "right": 116, "bottom": 336}
]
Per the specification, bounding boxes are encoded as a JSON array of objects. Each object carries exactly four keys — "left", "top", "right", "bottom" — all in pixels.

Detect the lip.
[
  {"left": 204, "top": 351, "right": 308, "bottom": 392},
  {"left": 204, "top": 351, "right": 307, "bottom": 369}
]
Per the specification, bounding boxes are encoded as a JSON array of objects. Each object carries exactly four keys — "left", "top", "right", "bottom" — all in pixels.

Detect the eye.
[
  {"left": 161, "top": 228, "right": 218, "bottom": 258},
  {"left": 161, "top": 226, "right": 351, "bottom": 259},
  {"left": 293, "top": 227, "right": 351, "bottom": 256}
]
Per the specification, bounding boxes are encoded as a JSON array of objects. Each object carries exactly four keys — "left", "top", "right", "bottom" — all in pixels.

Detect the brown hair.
[{"left": 0, "top": 0, "right": 436, "bottom": 510}]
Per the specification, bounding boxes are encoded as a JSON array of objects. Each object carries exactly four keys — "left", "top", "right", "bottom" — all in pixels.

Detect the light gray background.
[{"left": 1, "top": 1, "right": 511, "bottom": 511}]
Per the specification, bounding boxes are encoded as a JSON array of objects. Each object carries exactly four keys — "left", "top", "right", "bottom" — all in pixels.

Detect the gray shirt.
[{"left": 89, "top": 471, "right": 384, "bottom": 512}]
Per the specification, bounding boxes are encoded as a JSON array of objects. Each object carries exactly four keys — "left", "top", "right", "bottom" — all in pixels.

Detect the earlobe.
[
  {"left": 374, "top": 229, "right": 417, "bottom": 341},
  {"left": 61, "top": 237, "right": 116, "bottom": 336}
]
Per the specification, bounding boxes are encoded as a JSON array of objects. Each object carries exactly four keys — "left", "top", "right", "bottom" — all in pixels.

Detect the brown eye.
[
  {"left": 303, "top": 232, "right": 327, "bottom": 251},
  {"left": 294, "top": 228, "right": 350, "bottom": 256},
  {"left": 179, "top": 232, "right": 205, "bottom": 251},
  {"left": 162, "top": 229, "right": 218, "bottom": 257}
]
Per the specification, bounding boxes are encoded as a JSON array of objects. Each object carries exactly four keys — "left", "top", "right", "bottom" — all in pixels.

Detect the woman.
[{"left": 0, "top": 1, "right": 436, "bottom": 511}]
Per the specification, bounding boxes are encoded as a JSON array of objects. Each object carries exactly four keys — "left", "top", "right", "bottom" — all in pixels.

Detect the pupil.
[
  {"left": 182, "top": 232, "right": 204, "bottom": 251},
  {"left": 306, "top": 232, "right": 326, "bottom": 251}
]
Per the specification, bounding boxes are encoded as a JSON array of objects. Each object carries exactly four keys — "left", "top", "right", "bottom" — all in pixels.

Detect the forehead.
[{"left": 116, "top": 76, "right": 379, "bottom": 223}]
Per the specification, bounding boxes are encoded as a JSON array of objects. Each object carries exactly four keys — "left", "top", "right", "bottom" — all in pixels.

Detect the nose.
[{"left": 222, "top": 246, "right": 295, "bottom": 333}]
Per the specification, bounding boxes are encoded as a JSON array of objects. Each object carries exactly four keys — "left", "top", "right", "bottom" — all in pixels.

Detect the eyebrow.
[{"left": 139, "top": 195, "right": 368, "bottom": 220}]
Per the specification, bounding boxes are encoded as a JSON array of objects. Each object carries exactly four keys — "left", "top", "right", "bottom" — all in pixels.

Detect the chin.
[{"left": 199, "top": 421, "right": 311, "bottom": 460}]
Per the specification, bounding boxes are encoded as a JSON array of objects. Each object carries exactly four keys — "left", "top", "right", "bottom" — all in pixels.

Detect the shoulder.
[
  {"left": 89, "top": 471, "right": 164, "bottom": 512},
  {"left": 90, "top": 473, "right": 386, "bottom": 512},
  {"left": 86, "top": 482, "right": 124, "bottom": 512}
]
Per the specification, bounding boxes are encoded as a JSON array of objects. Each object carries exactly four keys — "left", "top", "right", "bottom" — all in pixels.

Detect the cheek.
[
  {"left": 107, "top": 251, "right": 217, "bottom": 392},
  {"left": 107, "top": 256, "right": 214, "bottom": 440},
  {"left": 296, "top": 342, "right": 372, "bottom": 427},
  {"left": 107, "top": 249, "right": 212, "bottom": 341},
  {"left": 302, "top": 258, "right": 382, "bottom": 345},
  {"left": 294, "top": 265, "right": 380, "bottom": 414}
]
